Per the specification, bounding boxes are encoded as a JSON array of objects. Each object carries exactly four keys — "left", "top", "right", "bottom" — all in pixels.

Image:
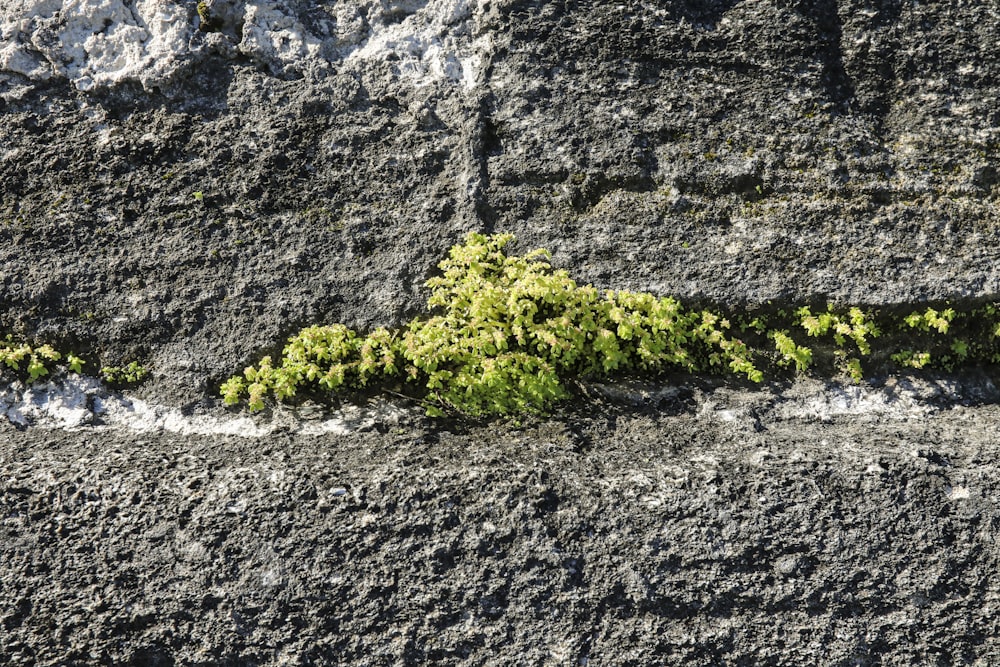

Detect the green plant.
[
  {"left": 218, "top": 234, "right": 1000, "bottom": 418},
  {"left": 66, "top": 353, "right": 85, "bottom": 374},
  {"left": 795, "top": 305, "right": 879, "bottom": 381},
  {"left": 196, "top": 1, "right": 221, "bottom": 32},
  {"left": 890, "top": 307, "right": 967, "bottom": 368},
  {"left": 902, "top": 307, "right": 955, "bottom": 334},
  {"left": 891, "top": 350, "right": 932, "bottom": 369},
  {"left": 771, "top": 331, "right": 812, "bottom": 372},
  {"left": 844, "top": 357, "right": 864, "bottom": 383},
  {"left": 223, "top": 233, "right": 763, "bottom": 416},
  {"left": 0, "top": 338, "right": 86, "bottom": 380},
  {"left": 796, "top": 305, "right": 879, "bottom": 354},
  {"left": 101, "top": 361, "right": 149, "bottom": 386}
]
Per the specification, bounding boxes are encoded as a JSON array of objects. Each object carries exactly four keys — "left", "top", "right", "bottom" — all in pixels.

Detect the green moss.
[
  {"left": 891, "top": 350, "right": 932, "bottom": 369},
  {"left": 0, "top": 336, "right": 156, "bottom": 393},
  {"left": 222, "top": 234, "right": 761, "bottom": 416},
  {"left": 221, "top": 233, "right": 1000, "bottom": 418},
  {"left": 196, "top": 1, "right": 222, "bottom": 32}
]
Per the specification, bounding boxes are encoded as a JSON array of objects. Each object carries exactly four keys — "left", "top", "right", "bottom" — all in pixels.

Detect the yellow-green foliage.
[
  {"left": 903, "top": 307, "right": 955, "bottom": 334},
  {"left": 893, "top": 307, "right": 967, "bottom": 369},
  {"left": 220, "top": 233, "right": 1000, "bottom": 417},
  {"left": 100, "top": 361, "right": 149, "bottom": 386},
  {"left": 0, "top": 338, "right": 85, "bottom": 380},
  {"left": 771, "top": 331, "right": 812, "bottom": 372},
  {"left": 891, "top": 350, "right": 932, "bottom": 369},
  {"left": 796, "top": 305, "right": 879, "bottom": 355},
  {"left": 794, "top": 305, "right": 879, "bottom": 382},
  {"left": 223, "top": 233, "right": 761, "bottom": 416},
  {"left": 0, "top": 338, "right": 152, "bottom": 389}
]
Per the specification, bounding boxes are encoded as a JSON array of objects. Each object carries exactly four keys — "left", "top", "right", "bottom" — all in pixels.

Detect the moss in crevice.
[
  {"left": 100, "top": 361, "right": 150, "bottom": 388},
  {"left": 221, "top": 233, "right": 1000, "bottom": 418},
  {"left": 0, "top": 338, "right": 149, "bottom": 389}
]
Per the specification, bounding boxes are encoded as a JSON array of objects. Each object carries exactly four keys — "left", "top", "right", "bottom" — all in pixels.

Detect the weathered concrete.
[{"left": 2, "top": 1, "right": 1000, "bottom": 663}]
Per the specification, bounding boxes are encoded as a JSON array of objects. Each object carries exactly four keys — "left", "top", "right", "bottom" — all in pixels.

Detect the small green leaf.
[
  {"left": 27, "top": 356, "right": 48, "bottom": 380},
  {"left": 67, "top": 354, "right": 85, "bottom": 374}
]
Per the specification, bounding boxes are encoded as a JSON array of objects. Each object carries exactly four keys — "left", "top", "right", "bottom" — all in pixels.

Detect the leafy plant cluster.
[
  {"left": 766, "top": 306, "right": 879, "bottom": 382},
  {"left": 101, "top": 361, "right": 150, "bottom": 386},
  {"left": 0, "top": 337, "right": 150, "bottom": 389},
  {"left": 885, "top": 305, "right": 1000, "bottom": 370},
  {"left": 221, "top": 233, "right": 761, "bottom": 416},
  {"left": 0, "top": 337, "right": 85, "bottom": 381},
  {"left": 221, "top": 233, "right": 1000, "bottom": 418}
]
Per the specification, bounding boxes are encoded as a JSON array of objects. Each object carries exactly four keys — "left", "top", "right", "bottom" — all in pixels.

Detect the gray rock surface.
[
  {"left": 4, "top": 388, "right": 1000, "bottom": 664},
  {"left": 3, "top": 0, "right": 1000, "bottom": 663}
]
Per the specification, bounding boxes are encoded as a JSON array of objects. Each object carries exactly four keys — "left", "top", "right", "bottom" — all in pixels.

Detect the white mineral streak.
[
  {"left": 770, "top": 381, "right": 934, "bottom": 422},
  {"left": 0, "top": 0, "right": 485, "bottom": 91},
  {"left": 697, "top": 378, "right": 937, "bottom": 425},
  {"left": 0, "top": 0, "right": 192, "bottom": 90},
  {"left": 0, "top": 373, "right": 954, "bottom": 437},
  {"left": 0, "top": 376, "right": 409, "bottom": 437},
  {"left": 239, "top": 2, "right": 323, "bottom": 74},
  {"left": 344, "top": 0, "right": 485, "bottom": 89}
]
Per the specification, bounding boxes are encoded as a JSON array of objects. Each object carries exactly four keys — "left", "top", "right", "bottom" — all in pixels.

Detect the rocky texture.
[
  {"left": 1, "top": 0, "right": 494, "bottom": 404},
  {"left": 3, "top": 0, "right": 1000, "bottom": 663},
  {"left": 4, "top": 381, "right": 1000, "bottom": 665},
  {"left": 3, "top": 0, "right": 1000, "bottom": 402}
]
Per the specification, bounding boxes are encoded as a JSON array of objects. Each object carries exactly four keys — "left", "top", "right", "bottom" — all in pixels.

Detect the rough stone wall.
[
  {"left": 3, "top": 1, "right": 1000, "bottom": 664},
  {"left": 2, "top": 0, "right": 1000, "bottom": 401},
  {"left": 4, "top": 391, "right": 1000, "bottom": 665}
]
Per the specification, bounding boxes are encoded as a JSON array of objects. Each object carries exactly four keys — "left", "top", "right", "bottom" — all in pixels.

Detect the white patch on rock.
[
  {"left": 771, "top": 380, "right": 934, "bottom": 422},
  {"left": 1, "top": 0, "right": 487, "bottom": 91},
  {"left": 239, "top": 1, "right": 323, "bottom": 75},
  {"left": 1, "top": 0, "right": 193, "bottom": 91},
  {"left": 0, "top": 375, "right": 411, "bottom": 437},
  {"left": 1, "top": 373, "right": 972, "bottom": 437},
  {"left": 342, "top": 0, "right": 485, "bottom": 89},
  {"left": 0, "top": 376, "right": 96, "bottom": 429},
  {"left": 94, "top": 392, "right": 274, "bottom": 437},
  {"left": 946, "top": 485, "right": 971, "bottom": 500},
  {"left": 693, "top": 378, "right": 939, "bottom": 428}
]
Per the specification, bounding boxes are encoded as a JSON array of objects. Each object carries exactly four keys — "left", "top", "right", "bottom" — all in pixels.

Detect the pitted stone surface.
[
  {"left": 3, "top": 1, "right": 1000, "bottom": 663},
  {"left": 3, "top": 1, "right": 1000, "bottom": 403}
]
